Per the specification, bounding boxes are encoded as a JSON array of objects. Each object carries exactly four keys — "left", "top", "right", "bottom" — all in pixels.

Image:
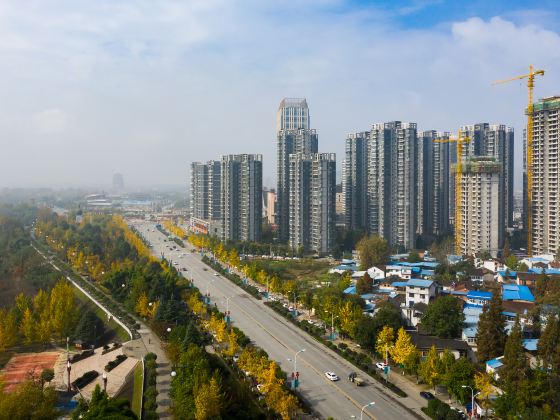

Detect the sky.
[{"left": 0, "top": 0, "right": 559, "bottom": 191}]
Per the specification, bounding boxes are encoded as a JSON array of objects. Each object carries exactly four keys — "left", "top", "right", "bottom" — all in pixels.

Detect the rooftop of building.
[
  {"left": 407, "top": 279, "right": 434, "bottom": 288},
  {"left": 486, "top": 357, "right": 504, "bottom": 369},
  {"left": 502, "top": 284, "right": 535, "bottom": 302},
  {"left": 467, "top": 290, "right": 493, "bottom": 300},
  {"left": 278, "top": 98, "right": 308, "bottom": 109}
]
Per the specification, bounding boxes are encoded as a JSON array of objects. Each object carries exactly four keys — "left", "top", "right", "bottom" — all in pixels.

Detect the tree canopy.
[{"left": 421, "top": 296, "right": 464, "bottom": 338}]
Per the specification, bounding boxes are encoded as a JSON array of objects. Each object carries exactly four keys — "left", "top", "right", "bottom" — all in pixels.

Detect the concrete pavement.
[{"left": 133, "top": 220, "right": 428, "bottom": 420}]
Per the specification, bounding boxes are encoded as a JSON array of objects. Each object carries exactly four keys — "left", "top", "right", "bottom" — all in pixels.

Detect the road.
[{"left": 133, "top": 220, "right": 426, "bottom": 420}]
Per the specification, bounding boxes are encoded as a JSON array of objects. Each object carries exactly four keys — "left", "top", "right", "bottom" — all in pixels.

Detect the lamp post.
[
  {"left": 102, "top": 372, "right": 107, "bottom": 393},
  {"left": 326, "top": 312, "right": 338, "bottom": 340},
  {"left": 171, "top": 365, "right": 189, "bottom": 378},
  {"left": 224, "top": 295, "right": 234, "bottom": 323},
  {"left": 359, "top": 402, "right": 375, "bottom": 420},
  {"left": 462, "top": 385, "right": 474, "bottom": 419},
  {"left": 66, "top": 361, "right": 72, "bottom": 392},
  {"left": 206, "top": 279, "right": 215, "bottom": 304},
  {"left": 287, "top": 349, "right": 305, "bottom": 389}
]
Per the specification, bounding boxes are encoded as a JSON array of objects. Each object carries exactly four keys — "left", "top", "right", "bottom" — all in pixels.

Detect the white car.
[
  {"left": 214, "top": 272, "right": 220, "bottom": 276},
  {"left": 376, "top": 362, "right": 388, "bottom": 370},
  {"left": 324, "top": 372, "right": 339, "bottom": 381}
]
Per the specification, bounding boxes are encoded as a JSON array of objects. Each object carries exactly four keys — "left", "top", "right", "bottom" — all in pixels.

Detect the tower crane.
[
  {"left": 434, "top": 131, "right": 471, "bottom": 255},
  {"left": 493, "top": 65, "right": 545, "bottom": 256}
]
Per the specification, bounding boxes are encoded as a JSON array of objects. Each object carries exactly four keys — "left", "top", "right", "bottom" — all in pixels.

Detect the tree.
[
  {"left": 356, "top": 235, "right": 390, "bottom": 270},
  {"left": 474, "top": 372, "right": 493, "bottom": 417},
  {"left": 390, "top": 328, "right": 417, "bottom": 369},
  {"left": 503, "top": 236, "right": 511, "bottom": 258},
  {"left": 0, "top": 309, "right": 19, "bottom": 350},
  {"left": 0, "top": 381, "right": 58, "bottom": 419},
  {"left": 505, "top": 255, "right": 518, "bottom": 271},
  {"left": 537, "top": 314, "right": 560, "bottom": 372},
  {"left": 371, "top": 301, "right": 403, "bottom": 335},
  {"left": 72, "top": 384, "right": 136, "bottom": 419},
  {"left": 74, "top": 310, "right": 104, "bottom": 346},
  {"left": 353, "top": 316, "right": 377, "bottom": 348},
  {"left": 49, "top": 280, "right": 78, "bottom": 340},
  {"left": 419, "top": 345, "right": 441, "bottom": 390},
  {"left": 375, "top": 326, "right": 395, "bottom": 358},
  {"left": 407, "top": 251, "right": 422, "bottom": 263},
  {"left": 20, "top": 307, "right": 36, "bottom": 345},
  {"left": 475, "top": 294, "right": 506, "bottom": 363},
  {"left": 40, "top": 369, "right": 55, "bottom": 389},
  {"left": 502, "top": 316, "right": 529, "bottom": 392},
  {"left": 421, "top": 296, "right": 465, "bottom": 338},
  {"left": 338, "top": 301, "right": 362, "bottom": 337},
  {"left": 444, "top": 357, "right": 474, "bottom": 403},
  {"left": 194, "top": 377, "right": 223, "bottom": 420},
  {"left": 135, "top": 292, "right": 150, "bottom": 318},
  {"left": 355, "top": 272, "right": 373, "bottom": 295}
]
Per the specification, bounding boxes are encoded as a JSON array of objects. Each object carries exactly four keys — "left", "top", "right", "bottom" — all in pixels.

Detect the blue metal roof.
[
  {"left": 497, "top": 270, "right": 517, "bottom": 277},
  {"left": 502, "top": 284, "right": 535, "bottom": 302},
  {"left": 343, "top": 285, "right": 356, "bottom": 294},
  {"left": 360, "top": 293, "right": 376, "bottom": 300},
  {"left": 522, "top": 339, "right": 539, "bottom": 352},
  {"left": 487, "top": 358, "right": 504, "bottom": 369},
  {"left": 529, "top": 267, "right": 560, "bottom": 275},
  {"left": 391, "top": 281, "right": 409, "bottom": 288},
  {"left": 467, "top": 290, "right": 493, "bottom": 300},
  {"left": 406, "top": 279, "right": 434, "bottom": 288}
]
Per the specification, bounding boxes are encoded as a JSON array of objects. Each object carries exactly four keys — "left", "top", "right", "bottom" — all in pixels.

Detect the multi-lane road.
[{"left": 132, "top": 220, "right": 426, "bottom": 420}]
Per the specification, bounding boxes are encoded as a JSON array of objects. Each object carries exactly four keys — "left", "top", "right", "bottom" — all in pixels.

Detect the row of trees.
[{"left": 0, "top": 281, "right": 78, "bottom": 351}]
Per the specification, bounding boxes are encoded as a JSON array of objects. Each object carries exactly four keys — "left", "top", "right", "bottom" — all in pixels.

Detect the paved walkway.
[{"left": 124, "top": 327, "right": 172, "bottom": 419}]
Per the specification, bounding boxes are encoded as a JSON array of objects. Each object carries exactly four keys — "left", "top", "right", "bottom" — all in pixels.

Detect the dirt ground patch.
[{"left": 0, "top": 351, "right": 62, "bottom": 392}]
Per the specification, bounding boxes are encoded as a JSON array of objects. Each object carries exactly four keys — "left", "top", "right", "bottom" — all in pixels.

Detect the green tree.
[
  {"left": 0, "top": 381, "right": 58, "bottom": 419},
  {"left": 20, "top": 307, "right": 36, "bottom": 344},
  {"left": 371, "top": 301, "right": 403, "bottom": 335},
  {"left": 194, "top": 376, "right": 223, "bottom": 420},
  {"left": 72, "top": 384, "right": 137, "bottom": 419},
  {"left": 74, "top": 310, "right": 104, "bottom": 346},
  {"left": 355, "top": 272, "right": 373, "bottom": 295},
  {"left": 444, "top": 357, "right": 474, "bottom": 403},
  {"left": 49, "top": 280, "right": 78, "bottom": 340},
  {"left": 505, "top": 255, "right": 518, "bottom": 271},
  {"left": 356, "top": 235, "right": 390, "bottom": 270},
  {"left": 419, "top": 345, "right": 441, "bottom": 390},
  {"left": 40, "top": 368, "right": 55, "bottom": 389},
  {"left": 353, "top": 316, "right": 377, "bottom": 348},
  {"left": 537, "top": 314, "right": 560, "bottom": 372},
  {"left": 421, "top": 296, "right": 465, "bottom": 338},
  {"left": 502, "top": 316, "right": 529, "bottom": 393},
  {"left": 407, "top": 251, "right": 422, "bottom": 263},
  {"left": 475, "top": 294, "right": 506, "bottom": 363}
]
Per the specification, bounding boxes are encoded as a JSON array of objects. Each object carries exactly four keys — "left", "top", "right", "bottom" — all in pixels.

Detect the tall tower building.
[
  {"left": 527, "top": 96, "right": 560, "bottom": 255},
  {"left": 289, "top": 153, "right": 336, "bottom": 255},
  {"left": 343, "top": 132, "right": 370, "bottom": 232},
  {"left": 190, "top": 161, "right": 221, "bottom": 220},
  {"left": 112, "top": 173, "right": 124, "bottom": 192},
  {"left": 277, "top": 98, "right": 310, "bottom": 132},
  {"left": 460, "top": 123, "right": 514, "bottom": 231},
  {"left": 418, "top": 131, "right": 453, "bottom": 238},
  {"left": 277, "top": 128, "right": 318, "bottom": 242},
  {"left": 458, "top": 158, "right": 503, "bottom": 257},
  {"left": 368, "top": 121, "right": 419, "bottom": 251},
  {"left": 221, "top": 154, "right": 263, "bottom": 243}
]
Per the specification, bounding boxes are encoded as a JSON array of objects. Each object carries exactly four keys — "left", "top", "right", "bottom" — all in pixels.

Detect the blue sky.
[{"left": 0, "top": 0, "right": 558, "bottom": 189}]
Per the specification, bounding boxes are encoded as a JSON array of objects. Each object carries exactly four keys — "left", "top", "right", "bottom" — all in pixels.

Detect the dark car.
[{"left": 420, "top": 391, "right": 435, "bottom": 400}]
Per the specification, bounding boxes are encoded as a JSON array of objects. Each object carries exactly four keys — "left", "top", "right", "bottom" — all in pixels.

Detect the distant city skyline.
[{"left": 0, "top": 1, "right": 559, "bottom": 189}]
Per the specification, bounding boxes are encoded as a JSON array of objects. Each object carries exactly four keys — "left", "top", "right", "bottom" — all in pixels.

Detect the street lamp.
[
  {"left": 206, "top": 279, "right": 216, "bottom": 303},
  {"left": 223, "top": 295, "right": 235, "bottom": 323},
  {"left": 356, "top": 402, "right": 375, "bottom": 420},
  {"left": 287, "top": 349, "right": 305, "bottom": 389},
  {"left": 325, "top": 311, "right": 338, "bottom": 340},
  {"left": 102, "top": 372, "right": 107, "bottom": 393},
  {"left": 462, "top": 385, "right": 474, "bottom": 419}
]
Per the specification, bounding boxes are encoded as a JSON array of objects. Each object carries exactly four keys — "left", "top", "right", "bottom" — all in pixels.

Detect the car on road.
[
  {"left": 420, "top": 391, "right": 435, "bottom": 400},
  {"left": 324, "top": 372, "right": 339, "bottom": 381},
  {"left": 214, "top": 272, "right": 220, "bottom": 276},
  {"left": 375, "top": 362, "right": 388, "bottom": 370}
]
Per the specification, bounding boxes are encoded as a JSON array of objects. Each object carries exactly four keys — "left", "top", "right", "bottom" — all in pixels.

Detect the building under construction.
[{"left": 456, "top": 158, "right": 503, "bottom": 257}]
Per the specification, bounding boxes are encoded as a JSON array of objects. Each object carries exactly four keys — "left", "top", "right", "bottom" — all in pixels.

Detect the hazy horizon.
[{"left": 1, "top": 1, "right": 559, "bottom": 190}]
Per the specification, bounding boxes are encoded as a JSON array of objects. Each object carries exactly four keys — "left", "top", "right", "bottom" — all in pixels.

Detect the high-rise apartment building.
[
  {"left": 458, "top": 158, "right": 503, "bottom": 257},
  {"left": 277, "top": 128, "right": 318, "bottom": 241},
  {"left": 221, "top": 154, "right": 263, "bottom": 243},
  {"left": 343, "top": 132, "right": 370, "bottom": 232},
  {"left": 289, "top": 153, "right": 336, "bottom": 255},
  {"left": 369, "top": 121, "right": 419, "bottom": 250},
  {"left": 263, "top": 188, "right": 276, "bottom": 226},
  {"left": 460, "top": 123, "right": 514, "bottom": 231},
  {"left": 527, "top": 96, "right": 560, "bottom": 255},
  {"left": 190, "top": 161, "right": 221, "bottom": 220},
  {"left": 418, "top": 131, "right": 453, "bottom": 238},
  {"left": 277, "top": 98, "right": 310, "bottom": 132}
]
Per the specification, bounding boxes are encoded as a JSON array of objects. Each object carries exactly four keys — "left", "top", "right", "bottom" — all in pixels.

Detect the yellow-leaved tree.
[
  {"left": 194, "top": 376, "right": 223, "bottom": 420},
  {"left": 135, "top": 292, "right": 150, "bottom": 318},
  {"left": 375, "top": 326, "right": 395, "bottom": 357},
  {"left": 390, "top": 327, "right": 417, "bottom": 369},
  {"left": 475, "top": 372, "right": 494, "bottom": 417}
]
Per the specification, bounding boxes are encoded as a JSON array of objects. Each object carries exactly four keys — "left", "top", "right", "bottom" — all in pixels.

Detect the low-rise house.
[
  {"left": 466, "top": 290, "right": 493, "bottom": 307},
  {"left": 486, "top": 356, "right": 504, "bottom": 380},
  {"left": 408, "top": 331, "right": 471, "bottom": 360},
  {"left": 385, "top": 265, "right": 416, "bottom": 280},
  {"left": 502, "top": 284, "right": 535, "bottom": 303},
  {"left": 520, "top": 256, "right": 554, "bottom": 269},
  {"left": 497, "top": 270, "right": 517, "bottom": 283},
  {"left": 483, "top": 259, "right": 508, "bottom": 273},
  {"left": 405, "top": 279, "right": 436, "bottom": 307}
]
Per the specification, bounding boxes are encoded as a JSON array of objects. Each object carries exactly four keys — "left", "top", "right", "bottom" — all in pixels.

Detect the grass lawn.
[
  {"left": 254, "top": 259, "right": 333, "bottom": 283},
  {"left": 73, "top": 288, "right": 130, "bottom": 342},
  {"left": 131, "top": 361, "right": 143, "bottom": 417}
]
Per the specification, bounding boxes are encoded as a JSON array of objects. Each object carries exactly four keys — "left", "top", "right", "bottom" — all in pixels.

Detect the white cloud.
[{"left": 0, "top": 1, "right": 558, "bottom": 188}]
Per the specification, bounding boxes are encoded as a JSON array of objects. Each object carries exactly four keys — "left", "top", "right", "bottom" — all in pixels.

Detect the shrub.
[{"left": 72, "top": 370, "right": 99, "bottom": 389}]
